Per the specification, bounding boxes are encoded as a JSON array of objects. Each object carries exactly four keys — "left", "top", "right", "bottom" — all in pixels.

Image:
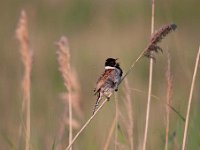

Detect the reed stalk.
[
  {"left": 165, "top": 52, "right": 173, "bottom": 150},
  {"left": 65, "top": 96, "right": 110, "bottom": 150},
  {"left": 56, "top": 37, "right": 73, "bottom": 150},
  {"left": 103, "top": 118, "right": 116, "bottom": 150},
  {"left": 142, "top": 0, "right": 155, "bottom": 149},
  {"left": 114, "top": 93, "right": 119, "bottom": 150},
  {"left": 124, "top": 78, "right": 134, "bottom": 150},
  {"left": 181, "top": 46, "right": 200, "bottom": 150},
  {"left": 16, "top": 10, "right": 32, "bottom": 150}
]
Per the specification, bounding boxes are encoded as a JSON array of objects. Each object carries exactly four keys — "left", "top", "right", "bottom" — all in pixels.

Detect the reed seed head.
[{"left": 144, "top": 23, "right": 177, "bottom": 59}]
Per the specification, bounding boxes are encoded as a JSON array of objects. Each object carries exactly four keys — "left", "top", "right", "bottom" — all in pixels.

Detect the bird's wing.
[{"left": 94, "top": 69, "right": 115, "bottom": 95}]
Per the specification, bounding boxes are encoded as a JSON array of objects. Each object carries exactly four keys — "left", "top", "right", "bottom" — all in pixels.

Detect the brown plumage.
[
  {"left": 93, "top": 58, "right": 123, "bottom": 114},
  {"left": 94, "top": 69, "right": 115, "bottom": 95}
]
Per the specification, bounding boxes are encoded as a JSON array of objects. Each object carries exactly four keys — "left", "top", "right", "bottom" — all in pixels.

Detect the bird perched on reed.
[{"left": 93, "top": 58, "right": 123, "bottom": 114}]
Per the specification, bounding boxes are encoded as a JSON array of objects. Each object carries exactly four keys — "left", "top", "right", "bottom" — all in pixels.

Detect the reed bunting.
[{"left": 93, "top": 58, "right": 123, "bottom": 114}]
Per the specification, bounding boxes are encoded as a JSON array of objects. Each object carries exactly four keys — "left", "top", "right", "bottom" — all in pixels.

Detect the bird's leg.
[{"left": 105, "top": 95, "right": 110, "bottom": 101}]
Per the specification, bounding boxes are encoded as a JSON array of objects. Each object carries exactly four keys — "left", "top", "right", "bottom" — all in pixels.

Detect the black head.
[{"left": 105, "top": 58, "right": 118, "bottom": 67}]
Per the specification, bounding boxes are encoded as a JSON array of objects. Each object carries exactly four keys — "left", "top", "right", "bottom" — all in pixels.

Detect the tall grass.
[
  {"left": 165, "top": 52, "right": 173, "bottom": 150},
  {"left": 65, "top": 22, "right": 177, "bottom": 149},
  {"left": 124, "top": 78, "right": 134, "bottom": 150},
  {"left": 3, "top": 2, "right": 198, "bottom": 150},
  {"left": 114, "top": 93, "right": 119, "bottom": 150},
  {"left": 65, "top": 96, "right": 110, "bottom": 150},
  {"left": 14, "top": 6, "right": 177, "bottom": 150},
  {"left": 181, "top": 46, "right": 200, "bottom": 150},
  {"left": 142, "top": 0, "right": 155, "bottom": 149},
  {"left": 103, "top": 78, "right": 133, "bottom": 150},
  {"left": 56, "top": 36, "right": 73, "bottom": 150},
  {"left": 103, "top": 117, "right": 116, "bottom": 150},
  {"left": 56, "top": 36, "right": 82, "bottom": 150},
  {"left": 16, "top": 10, "right": 33, "bottom": 150}
]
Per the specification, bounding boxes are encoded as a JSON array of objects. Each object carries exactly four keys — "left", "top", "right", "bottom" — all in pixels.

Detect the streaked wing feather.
[{"left": 94, "top": 69, "right": 114, "bottom": 95}]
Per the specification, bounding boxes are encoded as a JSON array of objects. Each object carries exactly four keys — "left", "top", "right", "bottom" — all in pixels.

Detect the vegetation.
[{"left": 1, "top": 0, "right": 200, "bottom": 149}]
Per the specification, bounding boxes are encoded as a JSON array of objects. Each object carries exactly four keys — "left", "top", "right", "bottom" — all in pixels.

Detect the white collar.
[{"left": 105, "top": 66, "right": 115, "bottom": 70}]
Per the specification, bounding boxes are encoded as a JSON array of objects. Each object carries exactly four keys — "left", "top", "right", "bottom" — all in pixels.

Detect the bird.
[{"left": 93, "top": 58, "right": 123, "bottom": 114}]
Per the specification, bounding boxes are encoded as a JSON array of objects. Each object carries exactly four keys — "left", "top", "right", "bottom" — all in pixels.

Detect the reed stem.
[
  {"left": 142, "top": 0, "right": 155, "bottom": 149},
  {"left": 181, "top": 46, "right": 200, "bottom": 150}
]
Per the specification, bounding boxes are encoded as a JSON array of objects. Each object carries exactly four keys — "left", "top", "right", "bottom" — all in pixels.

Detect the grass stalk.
[
  {"left": 142, "top": 0, "right": 155, "bottom": 150},
  {"left": 165, "top": 52, "right": 173, "bottom": 150},
  {"left": 128, "top": 88, "right": 185, "bottom": 121},
  {"left": 114, "top": 93, "right": 119, "bottom": 150},
  {"left": 16, "top": 10, "right": 32, "bottom": 150},
  {"left": 56, "top": 36, "right": 74, "bottom": 150},
  {"left": 124, "top": 79, "right": 134, "bottom": 150},
  {"left": 65, "top": 96, "right": 110, "bottom": 150},
  {"left": 103, "top": 117, "right": 116, "bottom": 150},
  {"left": 68, "top": 93, "right": 72, "bottom": 150},
  {"left": 181, "top": 46, "right": 200, "bottom": 150}
]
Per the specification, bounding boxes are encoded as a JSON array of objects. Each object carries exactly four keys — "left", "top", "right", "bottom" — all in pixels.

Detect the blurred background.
[{"left": 1, "top": 0, "right": 200, "bottom": 149}]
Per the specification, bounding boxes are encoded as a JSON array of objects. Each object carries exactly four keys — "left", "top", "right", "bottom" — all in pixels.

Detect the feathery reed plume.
[
  {"left": 120, "top": 23, "right": 177, "bottom": 84},
  {"left": 144, "top": 23, "right": 177, "bottom": 59},
  {"left": 150, "top": 24, "right": 177, "bottom": 44},
  {"left": 124, "top": 78, "right": 134, "bottom": 150},
  {"left": 16, "top": 10, "right": 33, "bottom": 150},
  {"left": 56, "top": 36, "right": 81, "bottom": 150},
  {"left": 182, "top": 46, "right": 200, "bottom": 150},
  {"left": 165, "top": 51, "right": 173, "bottom": 150},
  {"left": 142, "top": 0, "right": 155, "bottom": 150}
]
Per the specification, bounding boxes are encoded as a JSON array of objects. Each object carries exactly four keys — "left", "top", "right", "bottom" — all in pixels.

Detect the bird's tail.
[{"left": 92, "top": 93, "right": 102, "bottom": 114}]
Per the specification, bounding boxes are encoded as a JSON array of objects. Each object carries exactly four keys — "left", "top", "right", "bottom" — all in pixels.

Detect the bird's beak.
[{"left": 115, "top": 58, "right": 119, "bottom": 65}]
